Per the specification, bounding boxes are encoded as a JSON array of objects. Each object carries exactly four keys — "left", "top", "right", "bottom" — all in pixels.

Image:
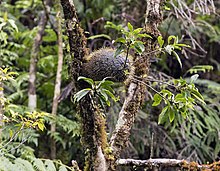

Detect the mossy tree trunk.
[
  {"left": 60, "top": 0, "right": 163, "bottom": 170},
  {"left": 60, "top": 0, "right": 107, "bottom": 170},
  {"left": 109, "top": 0, "right": 163, "bottom": 169}
]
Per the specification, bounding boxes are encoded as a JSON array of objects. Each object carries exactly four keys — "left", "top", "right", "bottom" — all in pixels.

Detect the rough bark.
[
  {"left": 60, "top": 0, "right": 163, "bottom": 170},
  {"left": 60, "top": 0, "right": 107, "bottom": 170},
  {"left": 28, "top": 0, "right": 51, "bottom": 111},
  {"left": 50, "top": 9, "right": 63, "bottom": 159},
  {"left": 80, "top": 96, "right": 108, "bottom": 171},
  {"left": 109, "top": 0, "right": 163, "bottom": 169}
]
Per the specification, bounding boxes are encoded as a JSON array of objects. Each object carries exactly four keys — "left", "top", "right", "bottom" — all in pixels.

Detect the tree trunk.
[
  {"left": 0, "top": 82, "right": 4, "bottom": 141},
  {"left": 50, "top": 7, "right": 64, "bottom": 159},
  {"left": 28, "top": 0, "right": 51, "bottom": 111},
  {"left": 60, "top": 0, "right": 163, "bottom": 170},
  {"left": 109, "top": 0, "right": 163, "bottom": 169}
]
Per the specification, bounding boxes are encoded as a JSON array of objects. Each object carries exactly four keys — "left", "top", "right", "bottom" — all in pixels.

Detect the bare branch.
[
  {"left": 117, "top": 158, "right": 185, "bottom": 167},
  {"left": 117, "top": 158, "right": 220, "bottom": 170}
]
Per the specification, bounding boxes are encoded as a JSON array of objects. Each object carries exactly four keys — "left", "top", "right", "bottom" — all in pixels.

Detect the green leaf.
[
  {"left": 164, "top": 6, "right": 171, "bottom": 10},
  {"left": 102, "top": 89, "right": 118, "bottom": 102},
  {"left": 152, "top": 94, "right": 162, "bottom": 106},
  {"left": 137, "top": 33, "right": 152, "bottom": 39},
  {"left": 158, "top": 106, "right": 169, "bottom": 124},
  {"left": 191, "top": 89, "right": 205, "bottom": 104},
  {"left": 74, "top": 88, "right": 91, "bottom": 103},
  {"left": 115, "top": 37, "right": 126, "bottom": 44},
  {"left": 157, "top": 36, "right": 164, "bottom": 47},
  {"left": 127, "top": 22, "right": 133, "bottom": 32},
  {"left": 8, "top": 19, "right": 18, "bottom": 32},
  {"left": 133, "top": 28, "right": 143, "bottom": 34},
  {"left": 174, "top": 93, "right": 186, "bottom": 103},
  {"left": 99, "top": 89, "right": 109, "bottom": 102},
  {"left": 161, "top": 89, "right": 172, "bottom": 98},
  {"left": 175, "top": 43, "right": 191, "bottom": 48},
  {"left": 168, "top": 106, "right": 175, "bottom": 123},
  {"left": 33, "top": 159, "right": 46, "bottom": 171},
  {"left": 44, "top": 160, "right": 56, "bottom": 171},
  {"left": 59, "top": 165, "right": 68, "bottom": 171},
  {"left": 88, "top": 34, "right": 111, "bottom": 40},
  {"left": 37, "top": 122, "right": 45, "bottom": 131},
  {"left": 105, "top": 21, "right": 124, "bottom": 32},
  {"left": 133, "top": 41, "right": 145, "bottom": 54},
  {"left": 168, "top": 35, "right": 177, "bottom": 45},
  {"left": 0, "top": 22, "right": 7, "bottom": 31},
  {"left": 15, "top": 158, "right": 35, "bottom": 171},
  {"left": 187, "top": 65, "right": 213, "bottom": 74},
  {"left": 97, "top": 79, "right": 114, "bottom": 92},
  {"left": 172, "top": 51, "right": 182, "bottom": 68},
  {"left": 77, "top": 76, "right": 94, "bottom": 87},
  {"left": 114, "top": 46, "right": 124, "bottom": 57}
]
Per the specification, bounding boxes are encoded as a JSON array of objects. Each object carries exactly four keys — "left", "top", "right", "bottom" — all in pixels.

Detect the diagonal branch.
[{"left": 109, "top": 0, "right": 163, "bottom": 169}]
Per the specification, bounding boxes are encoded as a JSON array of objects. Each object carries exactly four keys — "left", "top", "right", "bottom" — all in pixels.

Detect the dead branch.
[{"left": 117, "top": 158, "right": 220, "bottom": 170}]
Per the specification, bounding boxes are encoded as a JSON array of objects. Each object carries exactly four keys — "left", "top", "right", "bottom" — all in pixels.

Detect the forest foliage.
[{"left": 0, "top": 0, "right": 220, "bottom": 170}]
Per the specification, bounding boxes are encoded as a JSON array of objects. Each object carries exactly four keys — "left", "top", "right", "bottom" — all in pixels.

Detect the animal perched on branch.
[
  {"left": 59, "top": 48, "right": 130, "bottom": 101},
  {"left": 81, "top": 48, "right": 130, "bottom": 82}
]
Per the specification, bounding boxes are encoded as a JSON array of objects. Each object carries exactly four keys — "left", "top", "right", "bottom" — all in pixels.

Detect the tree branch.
[
  {"left": 109, "top": 0, "right": 163, "bottom": 169},
  {"left": 28, "top": 0, "right": 51, "bottom": 111},
  {"left": 60, "top": 1, "right": 106, "bottom": 170},
  {"left": 117, "top": 158, "right": 220, "bottom": 170}
]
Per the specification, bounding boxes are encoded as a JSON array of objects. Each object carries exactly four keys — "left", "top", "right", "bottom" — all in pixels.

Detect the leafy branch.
[
  {"left": 105, "top": 21, "right": 152, "bottom": 66},
  {"left": 157, "top": 35, "right": 191, "bottom": 68},
  {"left": 74, "top": 76, "right": 119, "bottom": 107}
]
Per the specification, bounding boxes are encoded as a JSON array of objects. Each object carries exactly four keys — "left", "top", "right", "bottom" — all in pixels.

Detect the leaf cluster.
[
  {"left": 152, "top": 74, "right": 204, "bottom": 124},
  {"left": 105, "top": 21, "right": 152, "bottom": 56},
  {"left": 157, "top": 35, "right": 190, "bottom": 68},
  {"left": 74, "top": 76, "right": 119, "bottom": 107},
  {"left": 0, "top": 155, "right": 75, "bottom": 171}
]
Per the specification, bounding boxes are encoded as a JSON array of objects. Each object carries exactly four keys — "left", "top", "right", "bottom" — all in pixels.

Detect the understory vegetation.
[{"left": 0, "top": 0, "right": 220, "bottom": 170}]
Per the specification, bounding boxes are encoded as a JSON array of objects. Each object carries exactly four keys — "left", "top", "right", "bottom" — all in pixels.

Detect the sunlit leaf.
[
  {"left": 133, "top": 28, "right": 143, "bottom": 34},
  {"left": 88, "top": 34, "right": 111, "bottom": 40},
  {"left": 172, "top": 51, "right": 182, "bottom": 68},
  {"left": 73, "top": 88, "right": 91, "bottom": 103},
  {"left": 77, "top": 76, "right": 94, "bottom": 87},
  {"left": 115, "top": 37, "right": 126, "bottom": 44},
  {"left": 37, "top": 122, "right": 45, "bottom": 131},
  {"left": 168, "top": 35, "right": 177, "bottom": 45},
  {"left": 127, "top": 22, "right": 133, "bottom": 32},
  {"left": 158, "top": 106, "right": 169, "bottom": 124},
  {"left": 152, "top": 93, "right": 162, "bottom": 106},
  {"left": 8, "top": 19, "right": 18, "bottom": 32},
  {"left": 168, "top": 106, "right": 175, "bottom": 122},
  {"left": 157, "top": 36, "right": 164, "bottom": 47},
  {"left": 137, "top": 33, "right": 152, "bottom": 39}
]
